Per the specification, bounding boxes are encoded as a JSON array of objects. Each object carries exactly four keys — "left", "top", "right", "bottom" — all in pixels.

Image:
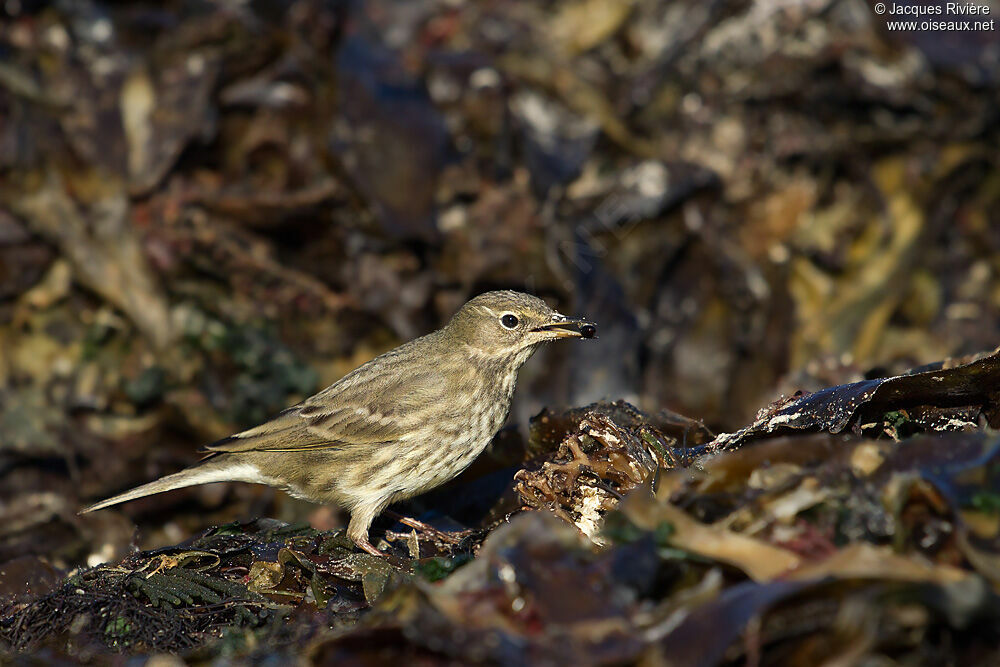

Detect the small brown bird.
[{"left": 83, "top": 291, "right": 596, "bottom": 555}]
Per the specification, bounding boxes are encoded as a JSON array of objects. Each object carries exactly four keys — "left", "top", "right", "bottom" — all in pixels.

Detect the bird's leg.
[
  {"left": 386, "top": 510, "right": 463, "bottom": 544},
  {"left": 347, "top": 504, "right": 384, "bottom": 557},
  {"left": 391, "top": 513, "right": 442, "bottom": 534}
]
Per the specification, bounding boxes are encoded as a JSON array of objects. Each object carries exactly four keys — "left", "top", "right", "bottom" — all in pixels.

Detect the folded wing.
[{"left": 202, "top": 343, "right": 448, "bottom": 454}]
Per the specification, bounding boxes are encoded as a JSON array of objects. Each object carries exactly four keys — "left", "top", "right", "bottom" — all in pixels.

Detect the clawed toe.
[
  {"left": 354, "top": 538, "right": 385, "bottom": 557},
  {"left": 393, "top": 514, "right": 464, "bottom": 544}
]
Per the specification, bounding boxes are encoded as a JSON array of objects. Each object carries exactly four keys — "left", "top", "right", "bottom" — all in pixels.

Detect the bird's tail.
[{"left": 81, "top": 456, "right": 256, "bottom": 513}]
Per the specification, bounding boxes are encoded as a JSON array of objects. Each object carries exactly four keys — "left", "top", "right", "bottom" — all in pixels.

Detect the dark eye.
[{"left": 500, "top": 314, "right": 519, "bottom": 329}]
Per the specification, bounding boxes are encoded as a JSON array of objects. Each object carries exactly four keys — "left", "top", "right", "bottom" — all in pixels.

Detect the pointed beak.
[{"left": 532, "top": 315, "right": 598, "bottom": 339}]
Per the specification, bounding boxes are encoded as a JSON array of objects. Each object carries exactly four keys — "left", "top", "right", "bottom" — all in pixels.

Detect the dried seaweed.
[
  {"left": 515, "top": 401, "right": 682, "bottom": 541},
  {"left": 3, "top": 563, "right": 271, "bottom": 653},
  {"left": 712, "top": 349, "right": 1000, "bottom": 451},
  {"left": 0, "top": 519, "right": 419, "bottom": 653}
]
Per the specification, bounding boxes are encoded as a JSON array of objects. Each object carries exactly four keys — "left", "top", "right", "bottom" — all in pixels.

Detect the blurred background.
[{"left": 1, "top": 0, "right": 998, "bottom": 569}]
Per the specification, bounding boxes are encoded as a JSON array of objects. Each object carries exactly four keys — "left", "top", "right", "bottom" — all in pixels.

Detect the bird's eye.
[{"left": 500, "top": 314, "right": 519, "bottom": 329}]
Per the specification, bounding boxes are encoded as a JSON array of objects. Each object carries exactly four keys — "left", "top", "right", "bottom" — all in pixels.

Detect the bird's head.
[{"left": 445, "top": 290, "right": 596, "bottom": 363}]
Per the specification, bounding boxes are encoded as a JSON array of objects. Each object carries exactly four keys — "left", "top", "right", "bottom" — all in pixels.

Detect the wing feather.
[{"left": 201, "top": 339, "right": 453, "bottom": 454}]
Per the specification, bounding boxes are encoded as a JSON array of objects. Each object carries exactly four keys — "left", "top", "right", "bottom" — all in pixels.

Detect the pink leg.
[
  {"left": 354, "top": 537, "right": 384, "bottom": 557},
  {"left": 348, "top": 503, "right": 385, "bottom": 557},
  {"left": 387, "top": 511, "right": 463, "bottom": 544}
]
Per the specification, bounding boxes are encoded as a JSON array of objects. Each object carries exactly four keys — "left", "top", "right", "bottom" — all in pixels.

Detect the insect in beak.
[{"left": 532, "top": 316, "right": 597, "bottom": 339}]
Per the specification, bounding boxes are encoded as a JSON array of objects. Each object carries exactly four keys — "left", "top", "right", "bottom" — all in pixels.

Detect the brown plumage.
[{"left": 82, "top": 291, "right": 596, "bottom": 555}]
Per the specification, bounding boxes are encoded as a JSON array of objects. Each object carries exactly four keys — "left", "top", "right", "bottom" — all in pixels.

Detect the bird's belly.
[
  {"left": 408, "top": 433, "right": 491, "bottom": 492},
  {"left": 327, "top": 387, "right": 514, "bottom": 508},
  {"left": 391, "top": 400, "right": 510, "bottom": 498}
]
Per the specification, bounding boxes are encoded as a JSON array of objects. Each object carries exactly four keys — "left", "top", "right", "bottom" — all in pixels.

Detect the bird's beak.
[{"left": 532, "top": 315, "right": 598, "bottom": 339}]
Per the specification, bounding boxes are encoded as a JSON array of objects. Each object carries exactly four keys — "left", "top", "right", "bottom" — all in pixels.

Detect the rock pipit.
[{"left": 84, "top": 291, "right": 596, "bottom": 555}]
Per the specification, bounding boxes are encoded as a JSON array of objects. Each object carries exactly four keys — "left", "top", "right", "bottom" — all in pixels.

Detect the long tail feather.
[{"left": 80, "top": 458, "right": 259, "bottom": 513}]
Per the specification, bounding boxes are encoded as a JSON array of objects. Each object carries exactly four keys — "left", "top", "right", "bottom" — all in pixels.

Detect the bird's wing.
[
  {"left": 199, "top": 405, "right": 352, "bottom": 453},
  {"left": 202, "top": 348, "right": 453, "bottom": 454}
]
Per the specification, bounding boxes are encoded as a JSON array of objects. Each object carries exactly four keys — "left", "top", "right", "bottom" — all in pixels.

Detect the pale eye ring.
[{"left": 500, "top": 313, "right": 519, "bottom": 329}]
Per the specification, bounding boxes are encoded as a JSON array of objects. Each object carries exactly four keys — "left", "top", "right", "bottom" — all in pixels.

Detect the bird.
[{"left": 83, "top": 291, "right": 597, "bottom": 556}]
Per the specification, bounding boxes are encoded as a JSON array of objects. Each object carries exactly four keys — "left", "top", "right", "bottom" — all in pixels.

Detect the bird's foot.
[
  {"left": 390, "top": 512, "right": 464, "bottom": 545},
  {"left": 354, "top": 538, "right": 384, "bottom": 557}
]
